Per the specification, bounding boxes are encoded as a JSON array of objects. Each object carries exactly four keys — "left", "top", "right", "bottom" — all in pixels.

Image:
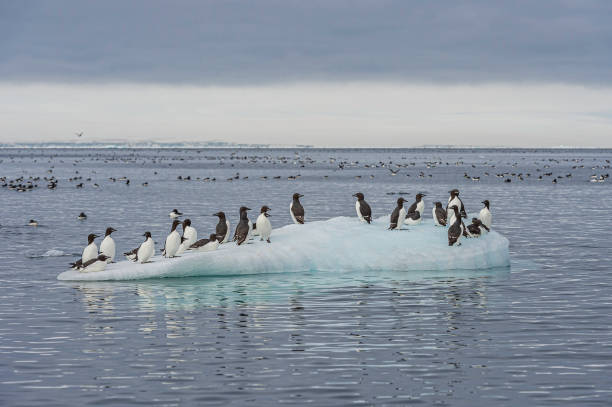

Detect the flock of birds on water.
[
  {"left": 1, "top": 151, "right": 610, "bottom": 193},
  {"left": 61, "top": 188, "right": 493, "bottom": 273}
]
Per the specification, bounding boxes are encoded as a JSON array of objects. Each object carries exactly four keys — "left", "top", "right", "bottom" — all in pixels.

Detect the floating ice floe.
[{"left": 57, "top": 216, "right": 510, "bottom": 281}]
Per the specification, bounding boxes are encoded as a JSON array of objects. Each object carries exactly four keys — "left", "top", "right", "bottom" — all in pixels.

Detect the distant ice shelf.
[{"left": 57, "top": 216, "right": 510, "bottom": 281}]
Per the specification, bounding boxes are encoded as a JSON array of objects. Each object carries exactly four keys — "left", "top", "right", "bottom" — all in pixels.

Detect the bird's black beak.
[
  {"left": 299, "top": 194, "right": 304, "bottom": 198},
  {"left": 246, "top": 207, "right": 251, "bottom": 210}
]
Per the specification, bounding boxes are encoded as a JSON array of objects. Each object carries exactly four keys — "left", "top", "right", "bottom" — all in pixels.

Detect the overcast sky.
[{"left": 1, "top": 0, "right": 611, "bottom": 146}]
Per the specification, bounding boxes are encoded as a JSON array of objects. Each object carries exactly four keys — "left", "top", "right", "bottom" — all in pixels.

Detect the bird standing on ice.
[
  {"left": 448, "top": 205, "right": 464, "bottom": 246},
  {"left": 169, "top": 209, "right": 182, "bottom": 219},
  {"left": 82, "top": 233, "right": 99, "bottom": 264},
  {"left": 214, "top": 212, "right": 230, "bottom": 243},
  {"left": 125, "top": 231, "right": 155, "bottom": 263},
  {"left": 478, "top": 200, "right": 492, "bottom": 229},
  {"left": 389, "top": 198, "right": 407, "bottom": 230},
  {"left": 290, "top": 193, "right": 305, "bottom": 224},
  {"left": 353, "top": 192, "right": 372, "bottom": 223},
  {"left": 405, "top": 193, "right": 425, "bottom": 225},
  {"left": 446, "top": 189, "right": 466, "bottom": 224},
  {"left": 176, "top": 219, "right": 197, "bottom": 255},
  {"left": 162, "top": 219, "right": 182, "bottom": 258},
  {"left": 190, "top": 233, "right": 220, "bottom": 252},
  {"left": 234, "top": 206, "right": 252, "bottom": 245},
  {"left": 99, "top": 227, "right": 117, "bottom": 263},
  {"left": 256, "top": 206, "right": 272, "bottom": 243},
  {"left": 432, "top": 201, "right": 447, "bottom": 226}
]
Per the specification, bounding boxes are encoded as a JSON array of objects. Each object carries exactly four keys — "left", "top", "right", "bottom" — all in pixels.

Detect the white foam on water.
[{"left": 57, "top": 216, "right": 510, "bottom": 281}]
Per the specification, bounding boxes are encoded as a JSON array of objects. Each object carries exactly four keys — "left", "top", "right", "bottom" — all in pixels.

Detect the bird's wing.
[{"left": 360, "top": 201, "right": 372, "bottom": 218}]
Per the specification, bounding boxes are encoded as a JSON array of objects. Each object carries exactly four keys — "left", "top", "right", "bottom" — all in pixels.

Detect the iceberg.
[{"left": 57, "top": 216, "right": 510, "bottom": 281}]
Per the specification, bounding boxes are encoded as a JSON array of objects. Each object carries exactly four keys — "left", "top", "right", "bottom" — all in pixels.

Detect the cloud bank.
[{"left": 1, "top": 0, "right": 612, "bottom": 84}]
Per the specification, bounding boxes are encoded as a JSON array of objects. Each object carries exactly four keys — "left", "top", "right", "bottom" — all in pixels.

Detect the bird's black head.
[
  {"left": 292, "top": 193, "right": 303, "bottom": 200},
  {"left": 449, "top": 189, "right": 459, "bottom": 197},
  {"left": 143, "top": 231, "right": 152, "bottom": 239},
  {"left": 261, "top": 205, "right": 271, "bottom": 214},
  {"left": 97, "top": 254, "right": 109, "bottom": 261},
  {"left": 79, "top": 212, "right": 87, "bottom": 217},
  {"left": 171, "top": 219, "right": 181, "bottom": 230},
  {"left": 105, "top": 227, "right": 116, "bottom": 236},
  {"left": 471, "top": 218, "right": 482, "bottom": 225},
  {"left": 214, "top": 211, "right": 225, "bottom": 219},
  {"left": 183, "top": 218, "right": 191, "bottom": 227},
  {"left": 416, "top": 192, "right": 426, "bottom": 200},
  {"left": 482, "top": 200, "right": 490, "bottom": 208},
  {"left": 353, "top": 192, "right": 364, "bottom": 200},
  {"left": 239, "top": 206, "right": 251, "bottom": 213},
  {"left": 87, "top": 233, "right": 98, "bottom": 243},
  {"left": 209, "top": 233, "right": 218, "bottom": 241},
  {"left": 434, "top": 201, "right": 442, "bottom": 208},
  {"left": 397, "top": 197, "right": 406, "bottom": 205}
]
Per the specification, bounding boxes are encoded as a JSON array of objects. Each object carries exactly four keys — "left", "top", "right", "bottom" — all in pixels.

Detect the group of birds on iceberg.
[{"left": 69, "top": 189, "right": 492, "bottom": 273}]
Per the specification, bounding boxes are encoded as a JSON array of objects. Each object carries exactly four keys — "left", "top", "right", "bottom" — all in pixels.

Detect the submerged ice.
[{"left": 57, "top": 216, "right": 510, "bottom": 281}]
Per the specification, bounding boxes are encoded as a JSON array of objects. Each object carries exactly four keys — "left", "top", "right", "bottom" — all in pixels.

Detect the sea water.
[{"left": 0, "top": 148, "right": 611, "bottom": 405}]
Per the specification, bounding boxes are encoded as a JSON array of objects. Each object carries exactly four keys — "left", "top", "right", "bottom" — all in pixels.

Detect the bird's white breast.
[
  {"left": 256, "top": 214, "right": 272, "bottom": 239},
  {"left": 289, "top": 202, "right": 297, "bottom": 224},
  {"left": 165, "top": 231, "right": 181, "bottom": 257},
  {"left": 223, "top": 220, "right": 230, "bottom": 243},
  {"left": 432, "top": 207, "right": 440, "bottom": 226},
  {"left": 479, "top": 208, "right": 492, "bottom": 229},
  {"left": 139, "top": 238, "right": 154, "bottom": 263},
  {"left": 395, "top": 207, "right": 406, "bottom": 230},
  {"left": 82, "top": 243, "right": 98, "bottom": 263},
  {"left": 100, "top": 236, "right": 116, "bottom": 262},
  {"left": 416, "top": 200, "right": 424, "bottom": 215},
  {"left": 355, "top": 201, "right": 364, "bottom": 221}
]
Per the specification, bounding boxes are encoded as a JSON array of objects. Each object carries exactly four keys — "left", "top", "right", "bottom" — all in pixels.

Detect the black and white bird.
[
  {"left": 432, "top": 201, "right": 447, "bottom": 226},
  {"left": 256, "top": 206, "right": 272, "bottom": 243},
  {"left": 169, "top": 208, "right": 183, "bottom": 219},
  {"left": 448, "top": 205, "right": 464, "bottom": 246},
  {"left": 234, "top": 206, "right": 252, "bottom": 245},
  {"left": 125, "top": 231, "right": 155, "bottom": 263},
  {"left": 76, "top": 254, "right": 109, "bottom": 273},
  {"left": 176, "top": 218, "right": 197, "bottom": 255},
  {"left": 466, "top": 218, "right": 490, "bottom": 237},
  {"left": 99, "top": 227, "right": 117, "bottom": 263},
  {"left": 405, "top": 193, "right": 426, "bottom": 225},
  {"left": 478, "top": 200, "right": 492, "bottom": 229},
  {"left": 290, "top": 193, "right": 305, "bottom": 224},
  {"left": 77, "top": 212, "right": 87, "bottom": 220},
  {"left": 389, "top": 197, "right": 407, "bottom": 230},
  {"left": 214, "top": 211, "right": 230, "bottom": 243},
  {"left": 191, "top": 233, "right": 220, "bottom": 252},
  {"left": 81, "top": 233, "right": 99, "bottom": 264},
  {"left": 446, "top": 189, "right": 466, "bottom": 224},
  {"left": 353, "top": 192, "right": 372, "bottom": 223},
  {"left": 27, "top": 219, "right": 38, "bottom": 226},
  {"left": 162, "top": 219, "right": 182, "bottom": 258}
]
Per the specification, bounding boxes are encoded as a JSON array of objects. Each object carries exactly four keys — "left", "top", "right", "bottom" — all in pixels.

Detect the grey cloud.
[{"left": 1, "top": 0, "right": 611, "bottom": 84}]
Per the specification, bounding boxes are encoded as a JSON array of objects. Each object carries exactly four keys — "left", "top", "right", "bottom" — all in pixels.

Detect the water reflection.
[{"left": 66, "top": 268, "right": 510, "bottom": 313}]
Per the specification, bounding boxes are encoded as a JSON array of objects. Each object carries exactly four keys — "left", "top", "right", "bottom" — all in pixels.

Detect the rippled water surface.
[{"left": 1, "top": 148, "right": 611, "bottom": 406}]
